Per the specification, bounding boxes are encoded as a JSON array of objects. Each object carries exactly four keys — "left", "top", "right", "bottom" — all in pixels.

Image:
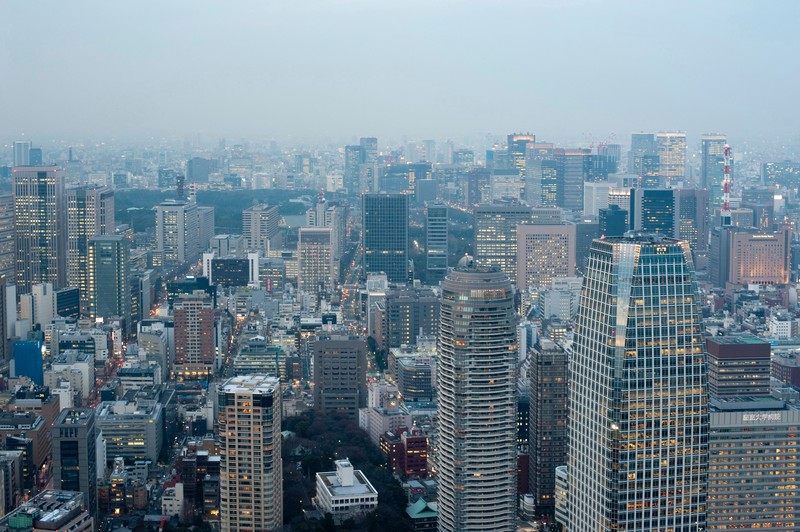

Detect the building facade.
[
  {"left": 362, "top": 193, "right": 409, "bottom": 283},
  {"left": 51, "top": 408, "right": 98, "bottom": 517},
  {"left": 516, "top": 224, "right": 576, "bottom": 292},
  {"left": 436, "top": 257, "right": 517, "bottom": 531},
  {"left": 473, "top": 203, "right": 531, "bottom": 283},
  {"left": 567, "top": 235, "right": 708, "bottom": 530}
]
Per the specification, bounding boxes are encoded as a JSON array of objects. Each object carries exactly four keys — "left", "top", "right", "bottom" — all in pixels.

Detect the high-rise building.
[
  {"left": 360, "top": 137, "right": 378, "bottom": 166},
  {"left": 554, "top": 149, "right": 591, "bottom": 211},
  {"left": 700, "top": 134, "right": 727, "bottom": 203},
  {"left": 362, "top": 193, "right": 409, "bottom": 283},
  {"left": 629, "top": 188, "right": 678, "bottom": 236},
  {"left": 51, "top": 408, "right": 98, "bottom": 517},
  {"left": 87, "top": 236, "right": 130, "bottom": 333},
  {"left": 706, "top": 336, "right": 771, "bottom": 399},
  {"left": 381, "top": 286, "right": 440, "bottom": 348},
  {"left": 711, "top": 226, "right": 790, "bottom": 288},
  {"left": 425, "top": 203, "right": 448, "bottom": 284},
  {"left": 528, "top": 338, "right": 568, "bottom": 517},
  {"left": 173, "top": 291, "right": 215, "bottom": 380},
  {"left": 436, "top": 257, "right": 517, "bottom": 532},
  {"left": 628, "top": 132, "right": 656, "bottom": 174},
  {"left": 599, "top": 204, "right": 628, "bottom": 237},
  {"left": 344, "top": 145, "right": 364, "bottom": 194},
  {"left": 12, "top": 141, "right": 32, "bottom": 167},
  {"left": 155, "top": 199, "right": 199, "bottom": 266},
  {"left": 516, "top": 224, "right": 576, "bottom": 292},
  {"left": 473, "top": 203, "right": 531, "bottom": 283},
  {"left": 13, "top": 166, "right": 66, "bottom": 293},
  {"left": 313, "top": 335, "right": 367, "bottom": 419},
  {"left": 567, "top": 234, "right": 708, "bottom": 531},
  {"left": 0, "top": 195, "right": 15, "bottom": 282},
  {"left": 67, "top": 186, "right": 115, "bottom": 315},
  {"left": 655, "top": 132, "right": 687, "bottom": 182},
  {"left": 297, "top": 227, "right": 334, "bottom": 295},
  {"left": 508, "top": 133, "right": 535, "bottom": 181},
  {"left": 677, "top": 188, "right": 710, "bottom": 267},
  {"left": 218, "top": 375, "right": 283, "bottom": 532},
  {"left": 525, "top": 159, "right": 559, "bottom": 207},
  {"left": 242, "top": 204, "right": 280, "bottom": 253}
]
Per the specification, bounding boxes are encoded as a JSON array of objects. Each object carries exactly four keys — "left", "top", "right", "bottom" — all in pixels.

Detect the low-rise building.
[
  {"left": 95, "top": 396, "right": 163, "bottom": 463},
  {"left": 0, "top": 490, "right": 94, "bottom": 532},
  {"left": 315, "top": 459, "right": 378, "bottom": 524}
]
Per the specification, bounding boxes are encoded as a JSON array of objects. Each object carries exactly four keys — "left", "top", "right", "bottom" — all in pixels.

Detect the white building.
[
  {"left": 162, "top": 482, "right": 184, "bottom": 519},
  {"left": 315, "top": 459, "right": 378, "bottom": 524}
]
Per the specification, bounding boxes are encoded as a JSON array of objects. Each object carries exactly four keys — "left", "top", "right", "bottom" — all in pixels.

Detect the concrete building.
[
  {"left": 380, "top": 286, "right": 439, "bottom": 349},
  {"left": 218, "top": 375, "right": 283, "bottom": 532},
  {"left": 88, "top": 236, "right": 130, "bottom": 332},
  {"left": 315, "top": 459, "right": 378, "bottom": 524},
  {"left": 706, "top": 336, "right": 771, "bottom": 398},
  {"left": 0, "top": 195, "right": 16, "bottom": 282},
  {"left": 436, "top": 257, "right": 517, "bottom": 532},
  {"left": 0, "top": 490, "right": 94, "bottom": 532},
  {"left": 95, "top": 396, "right": 163, "bottom": 463},
  {"left": 313, "top": 335, "right": 367, "bottom": 419},
  {"left": 473, "top": 203, "right": 531, "bottom": 283},
  {"left": 425, "top": 203, "right": 448, "bottom": 284},
  {"left": 51, "top": 408, "right": 97, "bottom": 517},
  {"left": 242, "top": 204, "right": 280, "bottom": 253},
  {"left": 516, "top": 224, "right": 576, "bottom": 292},
  {"left": 297, "top": 227, "right": 334, "bottom": 295},
  {"left": 173, "top": 291, "right": 215, "bottom": 380},
  {"left": 655, "top": 132, "right": 687, "bottom": 182}
]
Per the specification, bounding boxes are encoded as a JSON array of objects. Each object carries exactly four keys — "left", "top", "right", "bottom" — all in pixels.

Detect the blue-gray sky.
[{"left": 1, "top": 0, "right": 798, "bottom": 144}]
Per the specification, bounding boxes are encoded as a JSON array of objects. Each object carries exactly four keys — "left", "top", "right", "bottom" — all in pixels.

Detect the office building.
[
  {"left": 51, "top": 408, "right": 97, "bottom": 517},
  {"left": 655, "top": 132, "right": 687, "bottom": 182},
  {"left": 473, "top": 203, "right": 531, "bottom": 283},
  {"left": 701, "top": 134, "right": 727, "bottom": 204},
  {"left": 567, "top": 235, "right": 708, "bottom": 531},
  {"left": 13, "top": 340, "right": 43, "bottom": 386},
  {"left": 155, "top": 200, "right": 198, "bottom": 266},
  {"left": 242, "top": 204, "right": 280, "bottom": 253},
  {"left": 707, "top": 404, "right": 800, "bottom": 531},
  {"left": 0, "top": 195, "right": 15, "bottom": 282},
  {"left": 315, "top": 459, "right": 378, "bottom": 524},
  {"left": 516, "top": 224, "right": 576, "bottom": 292},
  {"left": 529, "top": 338, "right": 568, "bottom": 517},
  {"left": 96, "top": 392, "right": 163, "bottom": 463},
  {"left": 554, "top": 149, "right": 591, "bottom": 211},
  {"left": 711, "top": 226, "right": 790, "bottom": 288},
  {"left": 0, "top": 490, "right": 94, "bottom": 532},
  {"left": 437, "top": 257, "right": 517, "bottom": 532},
  {"left": 13, "top": 166, "right": 66, "bottom": 293},
  {"left": 381, "top": 286, "right": 439, "bottom": 349},
  {"left": 344, "top": 145, "right": 363, "bottom": 194},
  {"left": 297, "top": 227, "right": 334, "bottom": 295},
  {"left": 707, "top": 336, "right": 771, "bottom": 399},
  {"left": 526, "top": 159, "right": 559, "bottom": 207},
  {"left": 313, "top": 335, "right": 367, "bottom": 419},
  {"left": 599, "top": 204, "right": 628, "bottom": 237},
  {"left": 362, "top": 193, "right": 409, "bottom": 283},
  {"left": 425, "top": 203, "right": 448, "bottom": 284},
  {"left": 66, "top": 186, "right": 115, "bottom": 315},
  {"left": 173, "top": 291, "right": 215, "bottom": 380},
  {"left": 12, "top": 141, "right": 32, "bottom": 167},
  {"left": 628, "top": 132, "right": 656, "bottom": 174},
  {"left": 218, "top": 375, "right": 282, "bottom": 532},
  {"left": 677, "top": 188, "right": 709, "bottom": 266},
  {"left": 88, "top": 236, "right": 130, "bottom": 332},
  {"left": 629, "top": 188, "right": 677, "bottom": 236}
]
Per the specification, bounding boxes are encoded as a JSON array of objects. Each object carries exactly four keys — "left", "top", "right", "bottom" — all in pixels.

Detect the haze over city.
[{"left": 2, "top": 0, "right": 799, "bottom": 146}]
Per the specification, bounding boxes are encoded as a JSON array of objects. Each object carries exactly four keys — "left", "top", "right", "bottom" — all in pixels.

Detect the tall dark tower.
[
  {"left": 362, "top": 193, "right": 409, "bottom": 283},
  {"left": 436, "top": 257, "right": 517, "bottom": 531},
  {"left": 51, "top": 408, "right": 98, "bottom": 517}
]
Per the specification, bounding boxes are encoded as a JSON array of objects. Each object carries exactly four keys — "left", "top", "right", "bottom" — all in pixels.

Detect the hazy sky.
[{"left": 1, "top": 0, "right": 798, "bottom": 145}]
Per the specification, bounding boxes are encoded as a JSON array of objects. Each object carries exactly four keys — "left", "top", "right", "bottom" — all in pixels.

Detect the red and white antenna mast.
[{"left": 721, "top": 144, "right": 732, "bottom": 227}]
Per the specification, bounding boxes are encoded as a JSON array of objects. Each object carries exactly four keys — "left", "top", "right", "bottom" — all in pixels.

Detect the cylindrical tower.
[{"left": 436, "top": 256, "right": 518, "bottom": 532}]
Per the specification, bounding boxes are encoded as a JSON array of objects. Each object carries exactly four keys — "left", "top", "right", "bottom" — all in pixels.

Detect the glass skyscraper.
[
  {"left": 567, "top": 234, "right": 708, "bottom": 531},
  {"left": 362, "top": 193, "right": 409, "bottom": 283},
  {"left": 436, "top": 257, "right": 517, "bottom": 532}
]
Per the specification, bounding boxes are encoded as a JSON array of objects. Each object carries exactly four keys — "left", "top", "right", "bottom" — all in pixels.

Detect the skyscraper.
[
  {"left": 568, "top": 234, "right": 708, "bottom": 530},
  {"left": 51, "top": 408, "right": 98, "bottom": 517},
  {"left": 554, "top": 149, "right": 591, "bottom": 211},
  {"left": 425, "top": 203, "right": 448, "bottom": 284},
  {"left": 0, "top": 194, "right": 16, "bottom": 282},
  {"left": 173, "top": 291, "right": 215, "bottom": 380},
  {"left": 155, "top": 199, "right": 199, "bottom": 266},
  {"left": 242, "top": 203, "right": 280, "bottom": 253},
  {"left": 528, "top": 338, "right": 568, "bottom": 517},
  {"left": 629, "top": 188, "right": 678, "bottom": 236},
  {"left": 508, "top": 132, "right": 535, "bottom": 180},
  {"left": 436, "top": 257, "right": 517, "bottom": 531},
  {"left": 655, "top": 132, "right": 687, "bottom": 182},
  {"left": 13, "top": 166, "right": 66, "bottom": 293},
  {"left": 297, "top": 227, "right": 334, "bottom": 295},
  {"left": 219, "top": 375, "right": 283, "bottom": 532},
  {"left": 12, "top": 141, "right": 31, "bottom": 167},
  {"left": 700, "top": 134, "right": 727, "bottom": 203},
  {"left": 344, "top": 145, "right": 364, "bottom": 194},
  {"left": 516, "top": 224, "right": 576, "bottom": 292},
  {"left": 87, "top": 236, "right": 130, "bottom": 332},
  {"left": 66, "top": 185, "right": 115, "bottom": 315},
  {"left": 362, "top": 193, "right": 409, "bottom": 283},
  {"left": 628, "top": 132, "right": 656, "bottom": 174},
  {"left": 473, "top": 203, "right": 531, "bottom": 283},
  {"left": 313, "top": 335, "right": 367, "bottom": 420}
]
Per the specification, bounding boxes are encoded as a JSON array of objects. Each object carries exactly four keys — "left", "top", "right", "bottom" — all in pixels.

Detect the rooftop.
[{"left": 220, "top": 375, "right": 280, "bottom": 395}]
